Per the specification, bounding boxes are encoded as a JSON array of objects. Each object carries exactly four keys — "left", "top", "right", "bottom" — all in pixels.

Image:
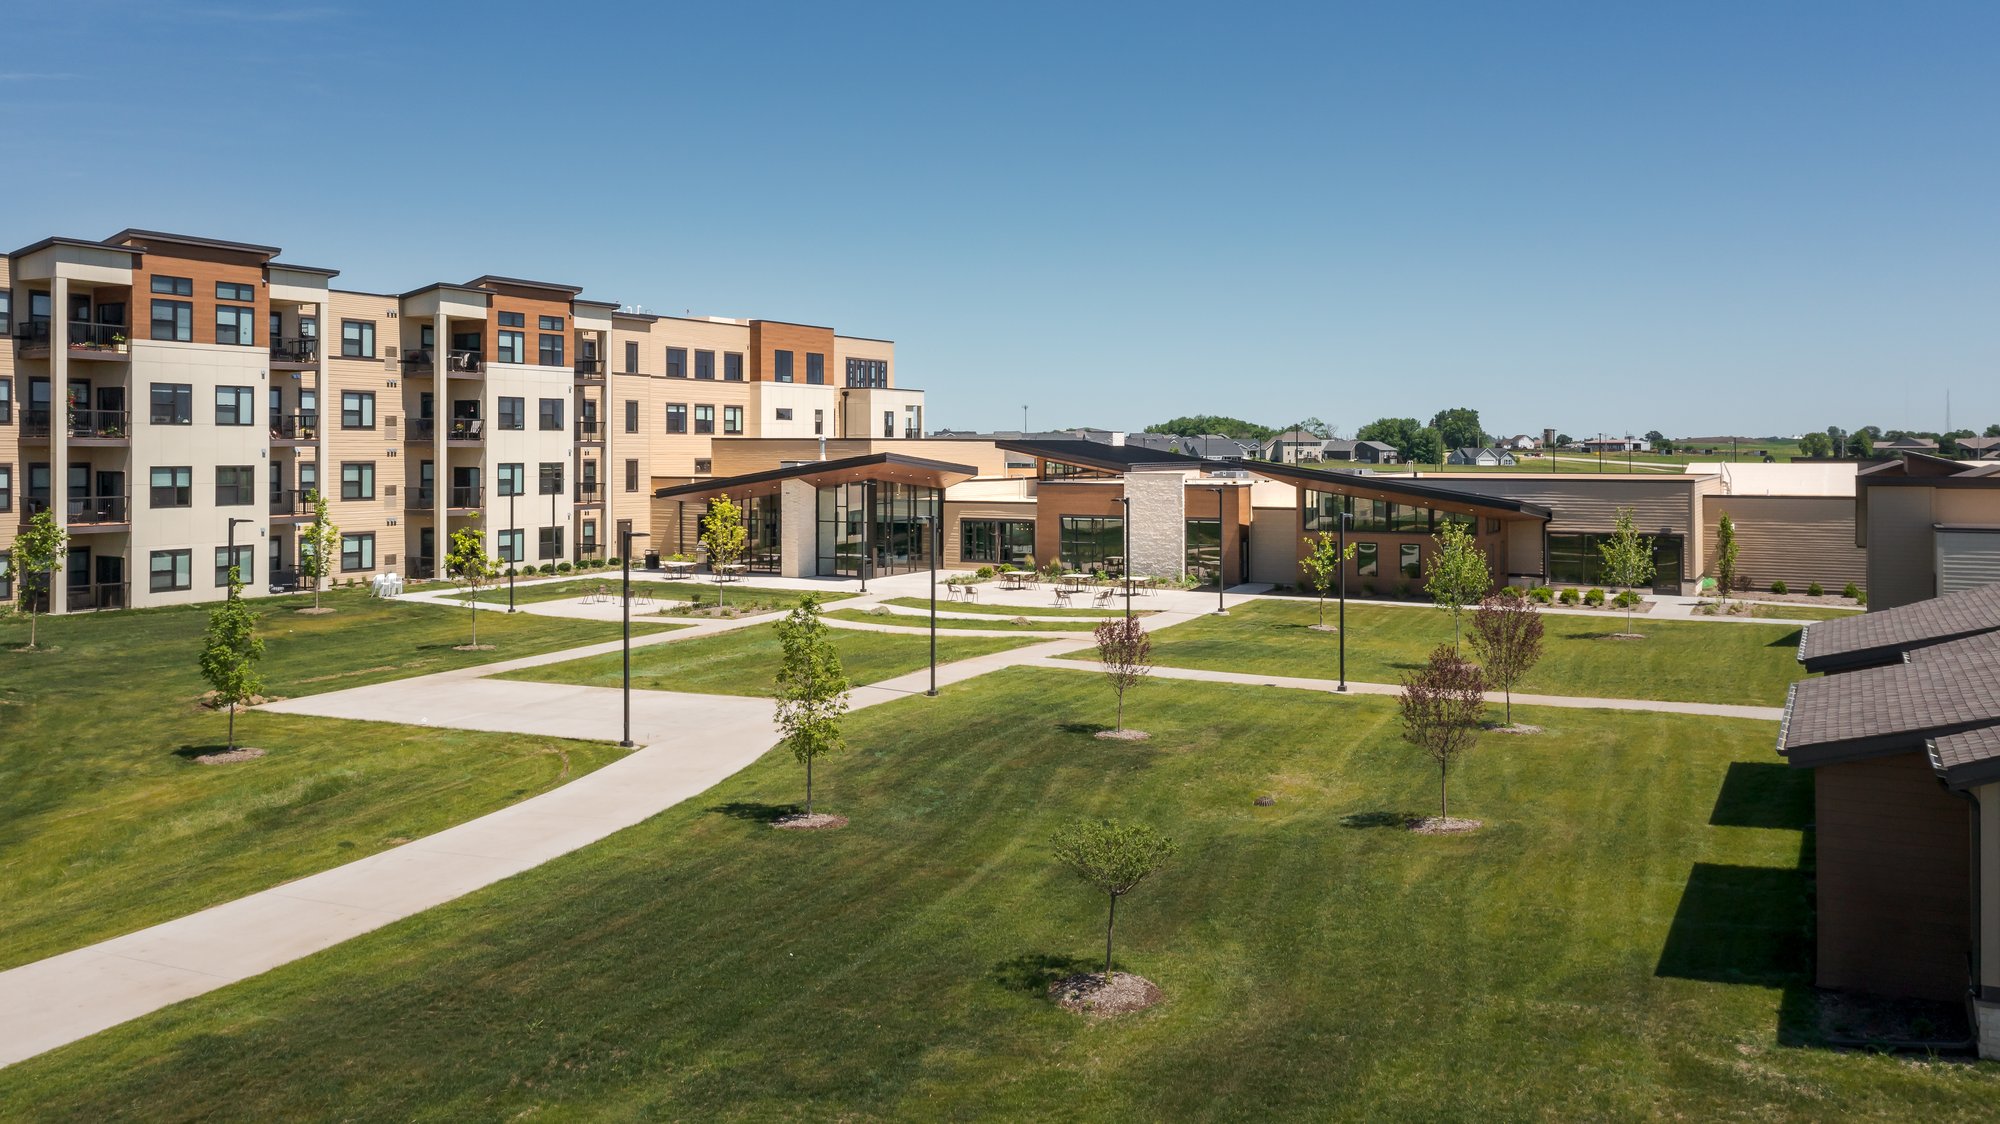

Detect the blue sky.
[{"left": 6, "top": 1, "right": 1997, "bottom": 439}]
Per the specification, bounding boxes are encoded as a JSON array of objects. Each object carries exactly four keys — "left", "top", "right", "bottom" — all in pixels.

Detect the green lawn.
[
  {"left": 882, "top": 595, "right": 1152, "bottom": 619},
  {"left": 828, "top": 608, "right": 1102, "bottom": 633},
  {"left": 7, "top": 672, "right": 1993, "bottom": 1118},
  {"left": 1747, "top": 603, "right": 1865, "bottom": 621},
  {"left": 459, "top": 578, "right": 852, "bottom": 615},
  {"left": 500, "top": 621, "right": 1044, "bottom": 696},
  {"left": 1083, "top": 597, "right": 1806, "bottom": 706},
  {"left": 0, "top": 587, "right": 634, "bottom": 968}
]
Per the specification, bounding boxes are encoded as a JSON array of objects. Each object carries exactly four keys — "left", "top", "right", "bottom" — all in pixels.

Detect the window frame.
[
  {"left": 214, "top": 303, "right": 254, "bottom": 346},
  {"left": 340, "top": 532, "right": 376, "bottom": 573},
  {"left": 498, "top": 396, "right": 525, "bottom": 430},
  {"left": 340, "top": 390, "right": 376, "bottom": 429},
  {"left": 538, "top": 398, "right": 564, "bottom": 431},
  {"left": 150, "top": 275, "right": 194, "bottom": 297},
  {"left": 694, "top": 350, "right": 714, "bottom": 380},
  {"left": 773, "top": 349, "right": 794, "bottom": 382},
  {"left": 150, "top": 465, "right": 192, "bottom": 508},
  {"left": 340, "top": 461, "right": 376, "bottom": 501},
  {"left": 340, "top": 319, "right": 376, "bottom": 358},
  {"left": 668, "top": 347, "right": 688, "bottom": 379},
  {"left": 538, "top": 526, "right": 565, "bottom": 560},
  {"left": 150, "top": 299, "right": 193, "bottom": 342},
  {"left": 537, "top": 333, "right": 564, "bottom": 366},
  {"left": 215, "top": 464, "right": 256, "bottom": 507},
  {"left": 693, "top": 405, "right": 715, "bottom": 435},
  {"left": 150, "top": 382, "right": 193, "bottom": 425},
  {"left": 497, "top": 462, "right": 524, "bottom": 498},
  {"left": 724, "top": 352, "right": 743, "bottom": 381},
  {"left": 496, "top": 330, "right": 525, "bottom": 364},
  {"left": 497, "top": 311, "right": 525, "bottom": 328},
  {"left": 666, "top": 403, "right": 687, "bottom": 433},
  {"left": 149, "top": 549, "right": 193, "bottom": 592},
  {"left": 214, "top": 385, "right": 254, "bottom": 426},
  {"left": 213, "top": 544, "right": 255, "bottom": 587},
  {"left": 215, "top": 280, "right": 255, "bottom": 302},
  {"left": 723, "top": 405, "right": 743, "bottom": 435},
  {"left": 806, "top": 352, "right": 825, "bottom": 384}
]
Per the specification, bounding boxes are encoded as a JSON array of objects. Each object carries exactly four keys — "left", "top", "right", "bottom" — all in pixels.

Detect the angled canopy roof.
[
  {"left": 995, "top": 439, "right": 1205, "bottom": 472},
  {"left": 1243, "top": 461, "right": 1553, "bottom": 520},
  {"left": 653, "top": 452, "right": 980, "bottom": 503},
  {"left": 1797, "top": 582, "right": 2000, "bottom": 673}
]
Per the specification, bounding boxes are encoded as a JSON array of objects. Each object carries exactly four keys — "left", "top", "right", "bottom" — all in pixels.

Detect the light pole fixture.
[
  {"left": 507, "top": 486, "right": 518, "bottom": 613},
  {"left": 620, "top": 529, "right": 650, "bottom": 748},
  {"left": 925, "top": 513, "right": 940, "bottom": 697},
  {"left": 858, "top": 482, "right": 871, "bottom": 593},
  {"left": 1119, "top": 494, "right": 1133, "bottom": 622},
  {"left": 226, "top": 517, "right": 253, "bottom": 587},
  {"left": 1337, "top": 508, "right": 1350, "bottom": 692},
  {"left": 1210, "top": 483, "right": 1228, "bottom": 615}
]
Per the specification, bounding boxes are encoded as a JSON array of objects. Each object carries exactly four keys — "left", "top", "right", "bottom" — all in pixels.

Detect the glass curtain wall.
[
  {"left": 1184, "top": 518, "right": 1222, "bottom": 585},
  {"left": 816, "top": 482, "right": 941, "bottom": 576}
]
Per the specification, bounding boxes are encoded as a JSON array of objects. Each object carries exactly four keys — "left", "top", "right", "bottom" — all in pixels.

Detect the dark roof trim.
[
  {"left": 268, "top": 261, "right": 340, "bottom": 278},
  {"left": 612, "top": 310, "right": 661, "bottom": 322},
  {"left": 8, "top": 235, "right": 140, "bottom": 260},
  {"left": 749, "top": 318, "right": 837, "bottom": 332},
  {"left": 835, "top": 334, "right": 894, "bottom": 343},
  {"left": 995, "top": 439, "right": 1206, "bottom": 472},
  {"left": 107, "top": 228, "right": 281, "bottom": 257},
  {"left": 573, "top": 298, "right": 620, "bottom": 310},
  {"left": 467, "top": 274, "right": 585, "bottom": 298},
  {"left": 653, "top": 452, "right": 979, "bottom": 500},
  {"left": 397, "top": 282, "right": 495, "bottom": 301},
  {"left": 1245, "top": 460, "right": 1555, "bottom": 519},
  {"left": 1931, "top": 739, "right": 2000, "bottom": 791}
]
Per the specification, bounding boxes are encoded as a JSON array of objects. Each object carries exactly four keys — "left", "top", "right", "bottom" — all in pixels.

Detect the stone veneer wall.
[
  {"left": 780, "top": 479, "right": 818, "bottom": 578},
  {"left": 1124, "top": 469, "right": 1188, "bottom": 579}
]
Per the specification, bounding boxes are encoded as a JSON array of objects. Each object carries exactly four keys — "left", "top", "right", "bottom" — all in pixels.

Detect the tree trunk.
[
  {"left": 1440, "top": 765, "right": 1449, "bottom": 818},
  {"left": 1104, "top": 891, "right": 1117, "bottom": 979},
  {"left": 27, "top": 606, "right": 35, "bottom": 649},
  {"left": 805, "top": 755, "right": 813, "bottom": 816},
  {"left": 1504, "top": 687, "right": 1512, "bottom": 726},
  {"left": 1115, "top": 686, "right": 1124, "bottom": 733},
  {"left": 227, "top": 701, "right": 237, "bottom": 753},
  {"left": 470, "top": 597, "right": 479, "bottom": 647},
  {"left": 1318, "top": 594, "right": 1325, "bottom": 628}
]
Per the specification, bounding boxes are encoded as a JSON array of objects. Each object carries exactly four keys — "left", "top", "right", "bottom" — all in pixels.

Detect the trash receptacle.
[{"left": 644, "top": 550, "right": 661, "bottom": 570}]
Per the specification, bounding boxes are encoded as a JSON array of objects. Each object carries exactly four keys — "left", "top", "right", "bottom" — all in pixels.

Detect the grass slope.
[
  {"left": 6, "top": 673, "right": 1993, "bottom": 1118},
  {"left": 500, "top": 621, "right": 1043, "bottom": 696},
  {"left": 1084, "top": 598, "right": 1805, "bottom": 706},
  {"left": 0, "top": 587, "right": 631, "bottom": 967}
]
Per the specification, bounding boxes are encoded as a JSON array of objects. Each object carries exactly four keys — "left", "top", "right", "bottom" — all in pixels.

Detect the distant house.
[
  {"left": 1128, "top": 433, "right": 1257, "bottom": 461},
  {"left": 1498, "top": 434, "right": 1541, "bottom": 451},
  {"left": 1579, "top": 437, "right": 1651, "bottom": 454},
  {"left": 1960, "top": 436, "right": 2000, "bottom": 460},
  {"left": 1323, "top": 439, "right": 1399, "bottom": 465},
  {"left": 1264, "top": 428, "right": 1326, "bottom": 464},
  {"left": 1446, "top": 447, "right": 1517, "bottom": 467},
  {"left": 1877, "top": 436, "right": 1940, "bottom": 453}
]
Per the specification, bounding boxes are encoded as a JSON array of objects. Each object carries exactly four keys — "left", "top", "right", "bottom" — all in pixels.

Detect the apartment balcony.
[
  {"left": 407, "top": 418, "right": 484, "bottom": 444},
  {"left": 576, "top": 418, "right": 603, "bottom": 445},
  {"left": 575, "top": 483, "right": 604, "bottom": 506},
  {"left": 24, "top": 494, "right": 130, "bottom": 532},
  {"left": 448, "top": 485, "right": 482, "bottom": 511},
  {"left": 21, "top": 408, "right": 132, "bottom": 444},
  {"left": 407, "top": 486, "right": 434, "bottom": 509},
  {"left": 269, "top": 489, "right": 315, "bottom": 521},
  {"left": 13, "top": 320, "right": 131, "bottom": 361},
  {"left": 573, "top": 357, "right": 604, "bottom": 383},
  {"left": 402, "top": 349, "right": 484, "bottom": 377},
  {"left": 904, "top": 427, "right": 922, "bottom": 439},
  {"left": 271, "top": 412, "right": 320, "bottom": 445},
  {"left": 67, "top": 582, "right": 129, "bottom": 612},
  {"left": 270, "top": 337, "right": 320, "bottom": 368}
]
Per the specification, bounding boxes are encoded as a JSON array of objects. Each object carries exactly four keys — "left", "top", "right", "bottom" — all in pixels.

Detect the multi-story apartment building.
[{"left": 0, "top": 228, "right": 920, "bottom": 613}]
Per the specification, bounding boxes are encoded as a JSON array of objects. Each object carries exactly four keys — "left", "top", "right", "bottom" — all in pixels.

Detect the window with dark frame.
[
  {"left": 960, "top": 519, "right": 1036, "bottom": 565},
  {"left": 498, "top": 311, "right": 525, "bottom": 328},
  {"left": 775, "top": 408, "right": 793, "bottom": 421},
  {"left": 625, "top": 458, "right": 639, "bottom": 493},
  {"left": 538, "top": 526, "right": 565, "bottom": 559},
  {"left": 214, "top": 545, "right": 254, "bottom": 587},
  {"left": 624, "top": 399, "right": 638, "bottom": 434},
  {"left": 150, "top": 549, "right": 193, "bottom": 592},
  {"left": 151, "top": 275, "right": 193, "bottom": 296},
  {"left": 498, "top": 396, "right": 525, "bottom": 430},
  {"left": 340, "top": 390, "right": 376, "bottom": 429},
  {"left": 150, "top": 383, "right": 192, "bottom": 425},
  {"left": 538, "top": 333, "right": 564, "bottom": 366},
  {"left": 539, "top": 315, "right": 563, "bottom": 331},
  {"left": 723, "top": 406, "right": 743, "bottom": 434},
  {"left": 666, "top": 404, "right": 687, "bottom": 433},
  {"left": 215, "top": 465, "right": 255, "bottom": 506},
  {"left": 724, "top": 352, "right": 743, "bottom": 381},
  {"left": 773, "top": 349, "right": 794, "bottom": 382},
  {"left": 668, "top": 347, "right": 688, "bottom": 378},
  {"left": 497, "top": 463, "right": 524, "bottom": 497},
  {"left": 215, "top": 281, "right": 254, "bottom": 302},
  {"left": 814, "top": 409, "right": 823, "bottom": 435},
  {"left": 0, "top": 464, "right": 13, "bottom": 512},
  {"left": 0, "top": 292, "right": 11, "bottom": 335},
  {"left": 538, "top": 398, "right": 564, "bottom": 430},
  {"left": 340, "top": 461, "right": 376, "bottom": 501},
  {"left": 214, "top": 304, "right": 254, "bottom": 346},
  {"left": 695, "top": 350, "right": 714, "bottom": 380},
  {"left": 806, "top": 352, "right": 824, "bottom": 384},
  {"left": 215, "top": 385, "right": 254, "bottom": 426},
  {"left": 498, "top": 529, "right": 524, "bottom": 564},
  {"left": 694, "top": 405, "right": 714, "bottom": 434},
  {"left": 150, "top": 466, "right": 192, "bottom": 508},
  {"left": 694, "top": 458, "right": 712, "bottom": 474},
  {"left": 340, "top": 319, "right": 375, "bottom": 358},
  {"left": 150, "top": 299, "right": 192, "bottom": 342},
  {"left": 624, "top": 340, "right": 639, "bottom": 372},
  {"left": 883, "top": 410, "right": 894, "bottom": 438},
  {"left": 1400, "top": 543, "right": 1422, "bottom": 580},
  {"left": 1355, "top": 542, "right": 1379, "bottom": 577},
  {"left": 340, "top": 532, "right": 375, "bottom": 572},
  {"left": 497, "top": 330, "right": 524, "bottom": 364},
  {"left": 539, "top": 462, "right": 565, "bottom": 495}
]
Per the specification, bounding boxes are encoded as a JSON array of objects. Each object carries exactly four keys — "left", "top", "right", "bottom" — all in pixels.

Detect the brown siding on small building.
[
  {"left": 1813, "top": 751, "right": 1971, "bottom": 1002},
  {"left": 1702, "top": 494, "right": 1864, "bottom": 591},
  {"left": 748, "top": 321, "right": 836, "bottom": 384},
  {"left": 1034, "top": 480, "right": 1125, "bottom": 566}
]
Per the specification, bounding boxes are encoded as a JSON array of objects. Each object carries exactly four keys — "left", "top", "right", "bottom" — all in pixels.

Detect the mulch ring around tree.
[
  {"left": 773, "top": 812, "right": 849, "bottom": 831},
  {"left": 1608, "top": 632, "right": 1647, "bottom": 641},
  {"left": 452, "top": 643, "right": 496, "bottom": 651},
  {"left": 1485, "top": 723, "right": 1544, "bottom": 735},
  {"left": 1407, "top": 816, "right": 1484, "bottom": 835},
  {"left": 1094, "top": 729, "right": 1150, "bottom": 741},
  {"left": 1049, "top": 972, "right": 1164, "bottom": 1018},
  {"left": 195, "top": 691, "right": 280, "bottom": 711},
  {"left": 189, "top": 747, "right": 267, "bottom": 765},
  {"left": 295, "top": 607, "right": 336, "bottom": 616}
]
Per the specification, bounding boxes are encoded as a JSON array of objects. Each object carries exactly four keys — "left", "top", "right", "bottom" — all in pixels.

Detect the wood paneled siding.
[
  {"left": 1701, "top": 495, "right": 1864, "bottom": 591},
  {"left": 748, "top": 321, "right": 835, "bottom": 384},
  {"left": 129, "top": 245, "right": 268, "bottom": 349},
  {"left": 1814, "top": 752, "right": 1971, "bottom": 1002}
]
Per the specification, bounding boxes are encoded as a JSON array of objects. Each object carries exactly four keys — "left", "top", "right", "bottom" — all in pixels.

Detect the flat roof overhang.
[
  {"left": 994, "top": 438, "right": 1207, "bottom": 474},
  {"left": 1244, "top": 461, "right": 1553, "bottom": 521},
  {"left": 653, "top": 452, "right": 980, "bottom": 504}
]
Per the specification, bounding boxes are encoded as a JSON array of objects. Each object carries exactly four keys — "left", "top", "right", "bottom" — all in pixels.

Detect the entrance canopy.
[
  {"left": 653, "top": 451, "right": 981, "bottom": 504},
  {"left": 1242, "top": 461, "right": 1553, "bottom": 522}
]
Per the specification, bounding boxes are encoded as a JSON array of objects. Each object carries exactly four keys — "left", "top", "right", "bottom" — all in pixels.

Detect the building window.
[
  {"left": 214, "top": 304, "right": 254, "bottom": 346},
  {"left": 496, "top": 528, "right": 524, "bottom": 564},
  {"left": 1058, "top": 516, "right": 1123, "bottom": 571},
  {"left": 539, "top": 462, "right": 565, "bottom": 495},
  {"left": 215, "top": 385, "right": 254, "bottom": 426},
  {"left": 151, "top": 275, "right": 194, "bottom": 297},
  {"left": 624, "top": 340, "right": 639, "bottom": 372},
  {"left": 1355, "top": 542, "right": 1379, "bottom": 578},
  {"left": 149, "top": 549, "right": 193, "bottom": 592},
  {"left": 0, "top": 464, "right": 13, "bottom": 511},
  {"left": 214, "top": 545, "right": 254, "bottom": 587},
  {"left": 150, "top": 466, "right": 192, "bottom": 508},
  {"left": 498, "top": 396, "right": 525, "bottom": 430},
  {"left": 150, "top": 299, "right": 193, "bottom": 342},
  {"left": 961, "top": 519, "right": 1035, "bottom": 565},
  {"left": 340, "top": 461, "right": 376, "bottom": 500},
  {"left": 341, "top": 319, "right": 375, "bottom": 358},
  {"left": 0, "top": 292, "right": 11, "bottom": 335},
  {"left": 666, "top": 404, "right": 687, "bottom": 433},
  {"left": 668, "top": 347, "right": 688, "bottom": 378},
  {"left": 341, "top": 391, "right": 376, "bottom": 429},
  {"left": 883, "top": 410, "right": 894, "bottom": 438},
  {"left": 538, "top": 398, "right": 564, "bottom": 430},
  {"left": 723, "top": 406, "right": 743, "bottom": 434},
  {"left": 496, "top": 463, "right": 524, "bottom": 497},
  {"left": 775, "top": 408, "right": 793, "bottom": 421},
  {"left": 150, "top": 383, "right": 193, "bottom": 425},
  {"left": 497, "top": 331, "right": 524, "bottom": 364},
  {"left": 538, "top": 315, "right": 563, "bottom": 331},
  {"left": 1400, "top": 543, "right": 1422, "bottom": 580},
  {"left": 625, "top": 458, "right": 639, "bottom": 493},
  {"left": 624, "top": 399, "right": 638, "bottom": 434},
  {"left": 538, "top": 527, "right": 565, "bottom": 559},
  {"left": 498, "top": 311, "right": 525, "bottom": 328},
  {"left": 845, "top": 358, "right": 888, "bottom": 388},
  {"left": 724, "top": 352, "right": 743, "bottom": 381},
  {"left": 806, "top": 352, "right": 825, "bottom": 384},
  {"left": 538, "top": 334, "right": 564, "bottom": 366},
  {"left": 814, "top": 409, "right": 824, "bottom": 435},
  {"left": 694, "top": 405, "right": 714, "bottom": 434},
  {"left": 216, "top": 465, "right": 256, "bottom": 506},
  {"left": 213, "top": 281, "right": 253, "bottom": 302},
  {"left": 1185, "top": 518, "right": 1222, "bottom": 580},
  {"left": 773, "top": 349, "right": 794, "bottom": 382},
  {"left": 694, "top": 458, "right": 712, "bottom": 474},
  {"left": 694, "top": 350, "right": 714, "bottom": 380},
  {"left": 341, "top": 532, "right": 375, "bottom": 572}
]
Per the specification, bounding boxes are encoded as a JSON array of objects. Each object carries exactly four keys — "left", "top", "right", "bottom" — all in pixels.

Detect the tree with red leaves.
[
  {"left": 1398, "top": 644, "right": 1487, "bottom": 817},
  {"left": 1094, "top": 617, "right": 1152, "bottom": 735},
  {"left": 1469, "top": 590, "right": 1544, "bottom": 727}
]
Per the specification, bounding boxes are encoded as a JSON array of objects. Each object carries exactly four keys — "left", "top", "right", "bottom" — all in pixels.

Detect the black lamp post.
[
  {"left": 1210, "top": 483, "right": 1228, "bottom": 615},
  {"left": 620, "top": 529, "right": 650, "bottom": 748},
  {"left": 1119, "top": 494, "right": 1132, "bottom": 622},
  {"left": 226, "top": 517, "right": 252, "bottom": 587},
  {"left": 1337, "top": 509, "right": 1350, "bottom": 692},
  {"left": 507, "top": 486, "right": 518, "bottom": 612},
  {"left": 858, "top": 482, "right": 871, "bottom": 593},
  {"left": 925, "top": 513, "right": 939, "bottom": 697}
]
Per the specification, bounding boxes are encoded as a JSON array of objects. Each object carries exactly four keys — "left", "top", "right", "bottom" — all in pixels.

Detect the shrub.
[
  {"left": 1558, "top": 587, "right": 1579, "bottom": 605},
  {"left": 557, "top": 562, "right": 573, "bottom": 574},
  {"left": 1583, "top": 587, "right": 1606, "bottom": 606},
  {"left": 1771, "top": 580, "right": 1788, "bottom": 595},
  {"left": 1528, "top": 586, "right": 1553, "bottom": 604},
  {"left": 606, "top": 556, "right": 622, "bottom": 568},
  {"left": 1613, "top": 589, "right": 1641, "bottom": 608},
  {"left": 1843, "top": 582, "right": 1863, "bottom": 601},
  {"left": 976, "top": 566, "right": 995, "bottom": 579},
  {"left": 996, "top": 563, "right": 1017, "bottom": 573},
  {"left": 1856, "top": 590, "right": 1868, "bottom": 606},
  {"left": 1396, "top": 580, "right": 1412, "bottom": 597},
  {"left": 1807, "top": 582, "right": 1824, "bottom": 597}
]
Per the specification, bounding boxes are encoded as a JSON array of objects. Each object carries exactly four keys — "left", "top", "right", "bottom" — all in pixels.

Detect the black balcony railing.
[
  {"left": 410, "top": 417, "right": 437, "bottom": 441},
  {"left": 403, "top": 349, "right": 483, "bottom": 375},
  {"left": 575, "top": 483, "right": 603, "bottom": 503},
  {"left": 10, "top": 320, "right": 122, "bottom": 350},
  {"left": 13, "top": 319, "right": 49, "bottom": 346},
  {"left": 269, "top": 568, "right": 301, "bottom": 593},
  {"left": 67, "top": 494, "right": 130, "bottom": 525},
  {"left": 448, "top": 485, "right": 482, "bottom": 508},
  {"left": 903, "top": 427, "right": 922, "bottom": 439},
  {"left": 68, "top": 582, "right": 128, "bottom": 612},
  {"left": 22, "top": 408, "right": 51, "bottom": 437},
  {"left": 574, "top": 357, "right": 603, "bottom": 377},
  {"left": 272, "top": 412, "right": 320, "bottom": 441},
  {"left": 577, "top": 419, "right": 600, "bottom": 439},
  {"left": 409, "top": 487, "right": 435, "bottom": 507},
  {"left": 269, "top": 489, "right": 314, "bottom": 517},
  {"left": 446, "top": 418, "right": 484, "bottom": 441},
  {"left": 70, "top": 409, "right": 131, "bottom": 439},
  {"left": 270, "top": 337, "right": 319, "bottom": 364}
]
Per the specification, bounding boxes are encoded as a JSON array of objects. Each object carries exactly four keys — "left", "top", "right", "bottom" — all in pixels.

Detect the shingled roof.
[
  {"left": 1781, "top": 631, "right": 2000, "bottom": 766},
  {"left": 1796, "top": 581, "right": 2000, "bottom": 672}
]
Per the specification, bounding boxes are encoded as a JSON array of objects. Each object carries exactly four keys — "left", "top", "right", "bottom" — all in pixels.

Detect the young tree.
[
  {"left": 297, "top": 490, "right": 339, "bottom": 611},
  {"left": 1049, "top": 818, "right": 1178, "bottom": 980},
  {"left": 701, "top": 493, "right": 748, "bottom": 607},
  {"left": 1713, "top": 511, "right": 1740, "bottom": 601},
  {"left": 1093, "top": 616, "right": 1152, "bottom": 734},
  {"left": 1298, "top": 530, "right": 1356, "bottom": 628},
  {"left": 198, "top": 566, "right": 265, "bottom": 753},
  {"left": 1398, "top": 644, "right": 1487, "bottom": 818},
  {"left": 1597, "top": 506, "right": 1657, "bottom": 634},
  {"left": 443, "top": 522, "right": 501, "bottom": 648},
  {"left": 1424, "top": 520, "right": 1491, "bottom": 650},
  {"left": 1469, "top": 591, "right": 1544, "bottom": 726},
  {"left": 7, "top": 508, "right": 68, "bottom": 649},
  {"left": 774, "top": 594, "right": 850, "bottom": 817}
]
